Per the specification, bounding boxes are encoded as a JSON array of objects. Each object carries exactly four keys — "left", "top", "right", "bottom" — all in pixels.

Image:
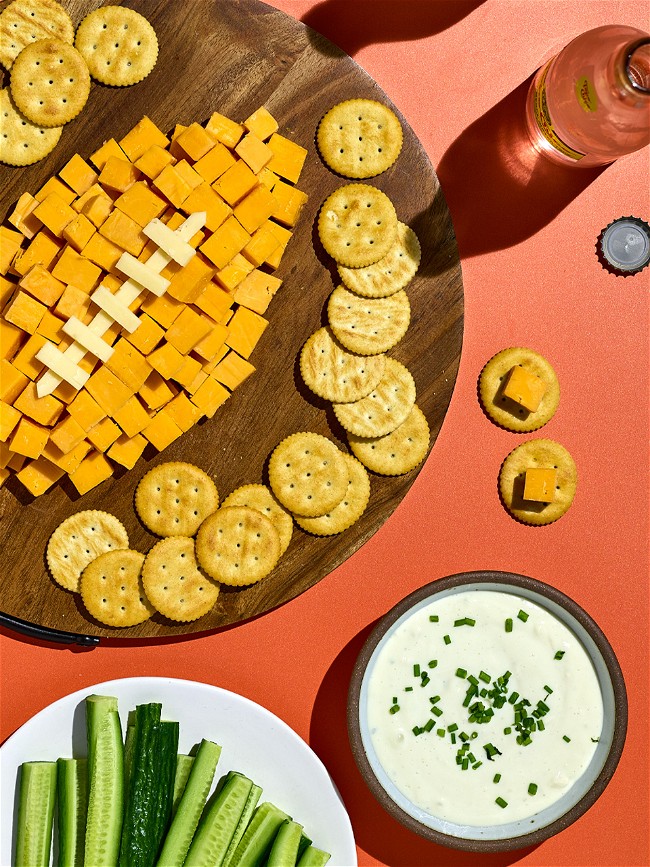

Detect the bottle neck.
[{"left": 614, "top": 38, "right": 650, "bottom": 104}]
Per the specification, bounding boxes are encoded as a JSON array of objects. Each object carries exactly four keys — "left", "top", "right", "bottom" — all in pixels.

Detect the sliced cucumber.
[
  {"left": 221, "top": 781, "right": 262, "bottom": 867},
  {"left": 267, "top": 820, "right": 304, "bottom": 867},
  {"left": 296, "top": 846, "right": 331, "bottom": 867},
  {"left": 171, "top": 755, "right": 194, "bottom": 817},
  {"left": 152, "top": 720, "right": 180, "bottom": 855},
  {"left": 184, "top": 772, "right": 255, "bottom": 867},
  {"left": 296, "top": 832, "right": 312, "bottom": 862},
  {"left": 156, "top": 738, "right": 222, "bottom": 866},
  {"left": 227, "top": 802, "right": 289, "bottom": 867},
  {"left": 15, "top": 761, "right": 57, "bottom": 867},
  {"left": 57, "top": 758, "right": 87, "bottom": 867},
  {"left": 84, "top": 694, "right": 124, "bottom": 867}
]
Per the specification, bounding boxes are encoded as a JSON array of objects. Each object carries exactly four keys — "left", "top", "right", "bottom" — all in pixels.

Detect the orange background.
[{"left": 1, "top": 2, "right": 648, "bottom": 865}]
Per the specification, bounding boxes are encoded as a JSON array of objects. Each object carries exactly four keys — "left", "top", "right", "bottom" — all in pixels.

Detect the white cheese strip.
[
  {"left": 35, "top": 342, "right": 89, "bottom": 391},
  {"left": 143, "top": 218, "right": 195, "bottom": 266},
  {"left": 91, "top": 285, "right": 142, "bottom": 332},
  {"left": 36, "top": 215, "right": 205, "bottom": 397},
  {"left": 62, "top": 317, "right": 114, "bottom": 363},
  {"left": 116, "top": 252, "right": 170, "bottom": 297}
]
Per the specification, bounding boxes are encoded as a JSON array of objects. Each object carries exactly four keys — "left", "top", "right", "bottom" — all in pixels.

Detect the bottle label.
[
  {"left": 533, "top": 61, "right": 586, "bottom": 160},
  {"left": 576, "top": 76, "right": 598, "bottom": 112}
]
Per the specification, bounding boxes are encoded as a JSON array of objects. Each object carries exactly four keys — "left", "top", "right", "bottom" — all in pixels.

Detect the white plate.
[{"left": 0, "top": 676, "right": 356, "bottom": 866}]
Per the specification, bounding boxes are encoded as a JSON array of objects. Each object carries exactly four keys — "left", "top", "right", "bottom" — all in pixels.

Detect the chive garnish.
[
  {"left": 392, "top": 697, "right": 397, "bottom": 704},
  {"left": 472, "top": 761, "right": 482, "bottom": 770},
  {"left": 470, "top": 731, "right": 478, "bottom": 739},
  {"left": 496, "top": 797, "right": 508, "bottom": 808},
  {"left": 528, "top": 783, "right": 538, "bottom": 795},
  {"left": 454, "top": 617, "right": 476, "bottom": 627},
  {"left": 554, "top": 650, "right": 565, "bottom": 660},
  {"left": 563, "top": 735, "right": 571, "bottom": 743},
  {"left": 412, "top": 726, "right": 422, "bottom": 736},
  {"left": 505, "top": 618, "right": 513, "bottom": 633},
  {"left": 450, "top": 733, "right": 457, "bottom": 744},
  {"left": 404, "top": 686, "right": 413, "bottom": 692},
  {"left": 461, "top": 757, "right": 469, "bottom": 770},
  {"left": 424, "top": 719, "right": 435, "bottom": 733},
  {"left": 503, "top": 727, "right": 511, "bottom": 735},
  {"left": 430, "top": 695, "right": 441, "bottom": 704},
  {"left": 443, "top": 635, "right": 451, "bottom": 645},
  {"left": 413, "top": 663, "right": 420, "bottom": 677},
  {"left": 428, "top": 659, "right": 438, "bottom": 669},
  {"left": 537, "top": 720, "right": 545, "bottom": 731},
  {"left": 518, "top": 610, "right": 529, "bottom": 622},
  {"left": 493, "top": 773, "right": 501, "bottom": 783},
  {"left": 479, "top": 671, "right": 491, "bottom": 683},
  {"left": 456, "top": 668, "right": 467, "bottom": 678},
  {"left": 431, "top": 706, "right": 443, "bottom": 717},
  {"left": 429, "top": 615, "right": 439, "bottom": 622},
  {"left": 437, "top": 728, "right": 446, "bottom": 737},
  {"left": 389, "top": 704, "right": 400, "bottom": 714},
  {"left": 543, "top": 685, "right": 553, "bottom": 695},
  {"left": 591, "top": 737, "right": 599, "bottom": 743},
  {"left": 447, "top": 723, "right": 458, "bottom": 732}
]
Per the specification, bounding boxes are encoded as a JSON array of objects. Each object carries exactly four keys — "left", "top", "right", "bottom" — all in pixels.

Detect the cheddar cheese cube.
[
  {"left": 99, "top": 209, "right": 146, "bottom": 256},
  {"left": 16, "top": 457, "right": 65, "bottom": 496},
  {"left": 153, "top": 164, "right": 193, "bottom": 208},
  {"left": 69, "top": 450, "right": 113, "bottom": 495},
  {"left": 164, "top": 391, "right": 201, "bottom": 432},
  {"left": 234, "top": 269, "right": 282, "bottom": 315},
  {"left": 13, "top": 231, "right": 63, "bottom": 277},
  {"left": 184, "top": 368, "right": 208, "bottom": 395},
  {"left": 165, "top": 306, "right": 213, "bottom": 355},
  {"left": 257, "top": 166, "right": 279, "bottom": 191},
  {"left": 8, "top": 193, "right": 42, "bottom": 240},
  {"left": 199, "top": 216, "right": 251, "bottom": 269},
  {"left": 242, "top": 222, "right": 281, "bottom": 267},
  {"left": 73, "top": 183, "right": 114, "bottom": 227},
  {"left": 67, "top": 389, "right": 106, "bottom": 430},
  {"left": 0, "top": 400, "right": 22, "bottom": 441},
  {"left": 225, "top": 307, "right": 268, "bottom": 358},
  {"left": 213, "top": 160, "right": 258, "bottom": 206},
  {"left": 205, "top": 111, "right": 244, "bottom": 149},
  {"left": 90, "top": 138, "right": 128, "bottom": 171},
  {"left": 166, "top": 255, "right": 215, "bottom": 303},
  {"left": 199, "top": 344, "right": 228, "bottom": 374},
  {"left": 19, "top": 265, "right": 66, "bottom": 306},
  {"left": 267, "top": 133, "right": 307, "bottom": 183},
  {"left": 124, "top": 312, "right": 164, "bottom": 354},
  {"left": 170, "top": 354, "right": 202, "bottom": 390},
  {"left": 180, "top": 182, "right": 231, "bottom": 232},
  {"left": 523, "top": 467, "right": 557, "bottom": 503},
  {"left": 234, "top": 185, "right": 277, "bottom": 234},
  {"left": 0, "top": 226, "right": 22, "bottom": 275},
  {"left": 36, "top": 311, "right": 66, "bottom": 344},
  {"left": 85, "top": 366, "right": 134, "bottom": 415},
  {"left": 50, "top": 414, "right": 86, "bottom": 454},
  {"left": 213, "top": 351, "right": 255, "bottom": 390},
  {"left": 54, "top": 284, "right": 92, "bottom": 321},
  {"left": 52, "top": 247, "right": 102, "bottom": 293},
  {"left": 99, "top": 155, "right": 141, "bottom": 193},
  {"left": 235, "top": 133, "right": 273, "bottom": 175},
  {"left": 105, "top": 339, "right": 152, "bottom": 392},
  {"left": 35, "top": 177, "right": 76, "bottom": 205},
  {"left": 42, "top": 438, "right": 91, "bottom": 473},
  {"left": 9, "top": 416, "right": 48, "bottom": 458},
  {"left": 62, "top": 213, "right": 96, "bottom": 253},
  {"left": 169, "top": 123, "right": 188, "bottom": 160},
  {"left": 193, "top": 322, "right": 228, "bottom": 362},
  {"left": 215, "top": 253, "right": 254, "bottom": 293},
  {"left": 265, "top": 221, "right": 292, "bottom": 268},
  {"left": 86, "top": 416, "right": 121, "bottom": 452},
  {"left": 139, "top": 371, "right": 175, "bottom": 410},
  {"left": 134, "top": 144, "right": 175, "bottom": 180},
  {"left": 176, "top": 123, "right": 215, "bottom": 162},
  {"left": 243, "top": 107, "right": 279, "bottom": 142},
  {"left": 140, "top": 291, "right": 184, "bottom": 329},
  {"left": 0, "top": 360, "right": 29, "bottom": 403},
  {"left": 503, "top": 366, "right": 547, "bottom": 413},
  {"left": 142, "top": 410, "right": 182, "bottom": 451},
  {"left": 82, "top": 232, "right": 123, "bottom": 272},
  {"left": 111, "top": 395, "right": 152, "bottom": 437},
  {"left": 4, "top": 290, "right": 47, "bottom": 334},
  {"left": 119, "top": 116, "right": 169, "bottom": 162},
  {"left": 194, "top": 142, "right": 236, "bottom": 184},
  {"left": 270, "top": 180, "right": 308, "bottom": 227},
  {"left": 107, "top": 433, "right": 147, "bottom": 469},
  {"left": 194, "top": 281, "right": 232, "bottom": 321},
  {"left": 13, "top": 382, "right": 64, "bottom": 426},
  {"left": 0, "top": 440, "right": 12, "bottom": 469},
  {"left": 114, "top": 182, "right": 167, "bottom": 227},
  {"left": 174, "top": 160, "right": 203, "bottom": 191},
  {"left": 190, "top": 375, "right": 229, "bottom": 418},
  {"left": 148, "top": 341, "right": 184, "bottom": 379},
  {"left": 59, "top": 154, "right": 99, "bottom": 196},
  {"left": 11, "top": 334, "right": 46, "bottom": 379},
  {"left": 0, "top": 275, "right": 15, "bottom": 309}
]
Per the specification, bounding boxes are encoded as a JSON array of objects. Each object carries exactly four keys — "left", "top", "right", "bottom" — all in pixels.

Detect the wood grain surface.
[{"left": 0, "top": 0, "right": 463, "bottom": 639}]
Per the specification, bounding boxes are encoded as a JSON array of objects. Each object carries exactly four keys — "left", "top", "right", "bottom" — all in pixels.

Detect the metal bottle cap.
[{"left": 597, "top": 217, "right": 650, "bottom": 276}]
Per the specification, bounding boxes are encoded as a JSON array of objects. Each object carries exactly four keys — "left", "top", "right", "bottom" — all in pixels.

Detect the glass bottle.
[{"left": 525, "top": 25, "right": 650, "bottom": 167}]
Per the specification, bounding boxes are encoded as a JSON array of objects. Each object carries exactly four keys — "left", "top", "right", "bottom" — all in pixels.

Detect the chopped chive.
[
  {"left": 467, "top": 752, "right": 476, "bottom": 764},
  {"left": 467, "top": 674, "right": 479, "bottom": 686},
  {"left": 496, "top": 797, "right": 508, "bottom": 808},
  {"left": 424, "top": 719, "right": 435, "bottom": 733},
  {"left": 508, "top": 691, "right": 520, "bottom": 704},
  {"left": 428, "top": 660, "right": 438, "bottom": 669},
  {"left": 472, "top": 761, "right": 483, "bottom": 770},
  {"left": 413, "top": 664, "right": 420, "bottom": 677},
  {"left": 461, "top": 757, "right": 469, "bottom": 770},
  {"left": 412, "top": 726, "right": 422, "bottom": 736},
  {"left": 447, "top": 723, "right": 459, "bottom": 733},
  {"left": 443, "top": 635, "right": 451, "bottom": 645},
  {"left": 430, "top": 695, "right": 441, "bottom": 704},
  {"left": 431, "top": 706, "right": 443, "bottom": 717},
  {"left": 591, "top": 737, "right": 600, "bottom": 743},
  {"left": 563, "top": 735, "right": 571, "bottom": 743},
  {"left": 505, "top": 618, "right": 513, "bottom": 633},
  {"left": 543, "top": 685, "right": 553, "bottom": 695},
  {"left": 437, "top": 728, "right": 446, "bottom": 737},
  {"left": 453, "top": 617, "right": 476, "bottom": 627},
  {"left": 392, "top": 696, "right": 397, "bottom": 704},
  {"left": 470, "top": 731, "right": 478, "bottom": 740},
  {"left": 450, "top": 733, "right": 457, "bottom": 744},
  {"left": 493, "top": 773, "right": 501, "bottom": 783},
  {"left": 456, "top": 668, "right": 467, "bottom": 678},
  {"left": 429, "top": 615, "right": 439, "bottom": 622},
  {"left": 479, "top": 671, "right": 491, "bottom": 683},
  {"left": 528, "top": 783, "right": 538, "bottom": 796},
  {"left": 503, "top": 727, "right": 512, "bottom": 735},
  {"left": 459, "top": 732, "right": 469, "bottom": 742},
  {"left": 389, "top": 704, "right": 400, "bottom": 714},
  {"left": 554, "top": 650, "right": 565, "bottom": 660},
  {"left": 517, "top": 609, "right": 529, "bottom": 622},
  {"left": 404, "top": 686, "right": 413, "bottom": 692},
  {"left": 537, "top": 720, "right": 545, "bottom": 731}
]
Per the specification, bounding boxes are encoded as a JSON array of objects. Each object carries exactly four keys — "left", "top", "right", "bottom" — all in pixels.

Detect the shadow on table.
[
  {"left": 301, "top": 0, "right": 486, "bottom": 57},
  {"left": 437, "top": 76, "right": 607, "bottom": 259},
  {"left": 309, "top": 625, "right": 539, "bottom": 866}
]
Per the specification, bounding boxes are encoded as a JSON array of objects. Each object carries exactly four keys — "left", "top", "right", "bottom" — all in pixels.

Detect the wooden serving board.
[{"left": 0, "top": 0, "right": 463, "bottom": 639}]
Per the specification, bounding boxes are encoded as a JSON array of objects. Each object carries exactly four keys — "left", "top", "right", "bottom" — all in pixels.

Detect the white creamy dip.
[{"left": 366, "top": 590, "right": 603, "bottom": 826}]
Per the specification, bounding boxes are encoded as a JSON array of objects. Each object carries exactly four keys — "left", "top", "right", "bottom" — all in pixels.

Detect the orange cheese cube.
[
  {"left": 270, "top": 180, "right": 308, "bottom": 227},
  {"left": 13, "top": 382, "right": 64, "bottom": 426},
  {"left": 6, "top": 451, "right": 26, "bottom": 471},
  {"left": 51, "top": 380, "right": 80, "bottom": 406},
  {"left": 193, "top": 322, "right": 228, "bottom": 362},
  {"left": 81, "top": 232, "right": 122, "bottom": 272},
  {"left": 243, "top": 107, "right": 279, "bottom": 142},
  {"left": 194, "top": 281, "right": 232, "bottom": 321},
  {"left": 503, "top": 366, "right": 547, "bottom": 413},
  {"left": 523, "top": 467, "right": 557, "bottom": 503},
  {"left": 119, "top": 116, "right": 169, "bottom": 162},
  {"left": 105, "top": 339, "right": 152, "bottom": 391},
  {"left": 166, "top": 255, "right": 215, "bottom": 303},
  {"left": 0, "top": 275, "right": 16, "bottom": 308},
  {"left": 19, "top": 265, "right": 66, "bottom": 306},
  {"left": 69, "top": 449, "right": 113, "bottom": 495},
  {"left": 140, "top": 292, "right": 184, "bottom": 329},
  {"left": 176, "top": 122, "right": 215, "bottom": 162},
  {"left": 213, "top": 160, "right": 258, "bottom": 206},
  {"left": 111, "top": 394, "right": 152, "bottom": 437},
  {"left": 67, "top": 389, "right": 105, "bottom": 429},
  {"left": 213, "top": 351, "right": 255, "bottom": 390},
  {"left": 205, "top": 112, "right": 244, "bottom": 148},
  {"left": 164, "top": 306, "right": 213, "bottom": 355},
  {"left": 99, "top": 156, "right": 140, "bottom": 193},
  {"left": 164, "top": 391, "right": 201, "bottom": 432},
  {"left": 86, "top": 416, "right": 121, "bottom": 452},
  {"left": 139, "top": 371, "right": 175, "bottom": 410},
  {"left": 184, "top": 368, "right": 208, "bottom": 395},
  {"left": 36, "top": 311, "right": 66, "bottom": 344},
  {"left": 257, "top": 166, "right": 279, "bottom": 191},
  {"left": 225, "top": 307, "right": 268, "bottom": 358},
  {"left": 107, "top": 432, "right": 147, "bottom": 469},
  {"left": 170, "top": 354, "right": 202, "bottom": 390},
  {"left": 59, "top": 154, "right": 99, "bottom": 195},
  {"left": 199, "top": 216, "right": 251, "bottom": 269},
  {"left": 114, "top": 182, "right": 167, "bottom": 227},
  {"left": 147, "top": 341, "right": 184, "bottom": 379},
  {"left": 0, "top": 440, "right": 13, "bottom": 469},
  {"left": 135, "top": 144, "right": 175, "bottom": 180},
  {"left": 142, "top": 410, "right": 182, "bottom": 451},
  {"left": 8, "top": 193, "right": 42, "bottom": 240},
  {"left": 153, "top": 164, "right": 193, "bottom": 208},
  {"left": 99, "top": 209, "right": 147, "bottom": 256},
  {"left": 73, "top": 183, "right": 114, "bottom": 226},
  {"left": 267, "top": 133, "right": 307, "bottom": 183},
  {"left": 35, "top": 177, "right": 75, "bottom": 205},
  {"left": 62, "top": 213, "right": 96, "bottom": 252},
  {"left": 265, "top": 221, "right": 292, "bottom": 268},
  {"left": 181, "top": 182, "right": 232, "bottom": 232},
  {"left": 215, "top": 253, "right": 254, "bottom": 293},
  {"left": 0, "top": 360, "right": 29, "bottom": 403},
  {"left": 85, "top": 366, "right": 134, "bottom": 415},
  {"left": 0, "top": 400, "right": 22, "bottom": 441},
  {"left": 42, "top": 438, "right": 91, "bottom": 473},
  {"left": 16, "top": 457, "right": 65, "bottom": 496},
  {"left": 50, "top": 414, "right": 86, "bottom": 453},
  {"left": 0, "top": 227, "right": 22, "bottom": 275},
  {"left": 124, "top": 312, "right": 164, "bottom": 354},
  {"left": 199, "top": 344, "right": 228, "bottom": 374},
  {"left": 194, "top": 142, "right": 236, "bottom": 184},
  {"left": 169, "top": 123, "right": 187, "bottom": 156},
  {"left": 12, "top": 231, "right": 63, "bottom": 277},
  {"left": 234, "top": 185, "right": 277, "bottom": 234},
  {"left": 9, "top": 416, "right": 48, "bottom": 458},
  {"left": 11, "top": 334, "right": 46, "bottom": 379},
  {"left": 235, "top": 133, "right": 273, "bottom": 175},
  {"left": 54, "top": 284, "right": 92, "bottom": 321},
  {"left": 174, "top": 160, "right": 203, "bottom": 191},
  {"left": 241, "top": 222, "right": 281, "bottom": 267},
  {"left": 190, "top": 376, "right": 229, "bottom": 418},
  {"left": 234, "top": 269, "right": 282, "bottom": 314},
  {"left": 3, "top": 290, "right": 47, "bottom": 334},
  {"left": 52, "top": 247, "right": 102, "bottom": 292},
  {"left": 90, "top": 138, "right": 128, "bottom": 171}
]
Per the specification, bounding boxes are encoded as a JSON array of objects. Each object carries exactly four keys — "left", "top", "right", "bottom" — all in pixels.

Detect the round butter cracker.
[
  {"left": 328, "top": 284, "right": 410, "bottom": 355},
  {"left": 333, "top": 358, "right": 416, "bottom": 438},
  {"left": 135, "top": 461, "right": 219, "bottom": 538},
  {"left": 196, "top": 505, "right": 280, "bottom": 587},
  {"left": 268, "top": 432, "right": 348, "bottom": 517},
  {"left": 142, "top": 536, "right": 220, "bottom": 622},
  {"left": 479, "top": 347, "right": 560, "bottom": 432},
  {"left": 295, "top": 453, "right": 370, "bottom": 536},
  {"left": 80, "top": 548, "right": 154, "bottom": 627},
  {"left": 499, "top": 439, "right": 577, "bottom": 526},
  {"left": 0, "top": 0, "right": 74, "bottom": 70},
  {"left": 75, "top": 5, "right": 158, "bottom": 87},
  {"left": 46, "top": 509, "right": 129, "bottom": 592},
  {"left": 0, "top": 87, "right": 62, "bottom": 165},
  {"left": 222, "top": 484, "right": 293, "bottom": 557},
  {"left": 300, "top": 326, "right": 386, "bottom": 403},
  {"left": 338, "top": 222, "right": 421, "bottom": 298},
  {"left": 349, "top": 403, "right": 430, "bottom": 476},
  {"left": 318, "top": 184, "right": 397, "bottom": 268}
]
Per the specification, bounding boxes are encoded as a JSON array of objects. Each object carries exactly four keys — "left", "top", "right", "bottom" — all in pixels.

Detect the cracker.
[
  {"left": 348, "top": 403, "right": 430, "bottom": 475},
  {"left": 196, "top": 505, "right": 280, "bottom": 586},
  {"left": 333, "top": 358, "right": 416, "bottom": 437},
  {"left": 46, "top": 509, "right": 129, "bottom": 592},
  {"left": 338, "top": 222, "right": 421, "bottom": 298},
  {"left": 327, "top": 284, "right": 410, "bottom": 355},
  {"left": 142, "top": 536, "right": 220, "bottom": 622},
  {"left": 222, "top": 483, "right": 293, "bottom": 556},
  {"left": 295, "top": 453, "right": 370, "bottom": 536},
  {"left": 318, "top": 184, "right": 397, "bottom": 267},
  {"left": 300, "top": 326, "right": 386, "bottom": 403},
  {"left": 0, "top": 86, "right": 62, "bottom": 165},
  {"left": 80, "top": 548, "right": 154, "bottom": 627},
  {"left": 0, "top": 0, "right": 73, "bottom": 70},
  {"left": 75, "top": 5, "right": 158, "bottom": 87},
  {"left": 135, "top": 461, "right": 219, "bottom": 537},
  {"left": 479, "top": 347, "right": 560, "bottom": 432},
  {"left": 268, "top": 432, "right": 348, "bottom": 517},
  {"left": 317, "top": 98, "right": 403, "bottom": 179},
  {"left": 10, "top": 38, "right": 90, "bottom": 126},
  {"left": 499, "top": 439, "right": 577, "bottom": 525}
]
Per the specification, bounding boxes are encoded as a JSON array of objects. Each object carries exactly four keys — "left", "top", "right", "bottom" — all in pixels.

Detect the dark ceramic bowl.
[{"left": 348, "top": 571, "right": 627, "bottom": 852}]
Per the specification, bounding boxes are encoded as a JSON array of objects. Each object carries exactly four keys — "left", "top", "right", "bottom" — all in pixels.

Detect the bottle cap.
[{"left": 597, "top": 217, "right": 650, "bottom": 276}]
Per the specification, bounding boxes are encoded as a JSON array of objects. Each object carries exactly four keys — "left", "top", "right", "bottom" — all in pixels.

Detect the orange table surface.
[{"left": 1, "top": 2, "right": 648, "bottom": 865}]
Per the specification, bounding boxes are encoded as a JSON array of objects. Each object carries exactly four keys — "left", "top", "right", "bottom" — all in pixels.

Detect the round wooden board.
[{"left": 0, "top": 0, "right": 463, "bottom": 640}]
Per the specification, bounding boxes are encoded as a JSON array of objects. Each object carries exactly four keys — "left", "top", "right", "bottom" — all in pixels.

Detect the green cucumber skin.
[
  {"left": 171, "top": 755, "right": 194, "bottom": 817},
  {"left": 56, "top": 758, "right": 87, "bottom": 867},
  {"left": 220, "top": 783, "right": 262, "bottom": 867},
  {"left": 152, "top": 721, "right": 180, "bottom": 858},
  {"left": 84, "top": 695, "right": 124, "bottom": 867},
  {"left": 296, "top": 846, "right": 331, "bottom": 867},
  {"left": 15, "top": 762, "right": 57, "bottom": 867},
  {"left": 184, "top": 773, "right": 254, "bottom": 867},
  {"left": 296, "top": 832, "right": 312, "bottom": 863},
  {"left": 228, "top": 802, "right": 289, "bottom": 867},
  {"left": 267, "top": 820, "right": 303, "bottom": 867},
  {"left": 156, "top": 738, "right": 222, "bottom": 867}
]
